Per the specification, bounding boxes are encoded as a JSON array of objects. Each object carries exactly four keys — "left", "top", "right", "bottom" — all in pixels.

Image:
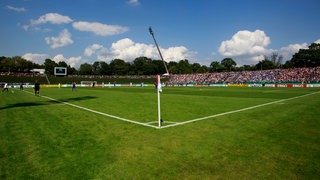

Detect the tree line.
[{"left": 1, "top": 43, "right": 319, "bottom": 76}]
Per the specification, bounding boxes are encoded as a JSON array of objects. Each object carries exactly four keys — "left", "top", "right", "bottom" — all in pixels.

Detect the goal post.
[{"left": 80, "top": 81, "right": 97, "bottom": 87}]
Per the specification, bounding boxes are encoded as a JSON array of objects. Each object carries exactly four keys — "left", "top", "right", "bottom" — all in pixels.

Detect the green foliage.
[
  {"left": 290, "top": 43, "right": 320, "bottom": 67},
  {"left": 221, "top": 58, "right": 237, "bottom": 70},
  {"left": 1, "top": 43, "right": 319, "bottom": 76},
  {"left": 256, "top": 59, "right": 277, "bottom": 70}
]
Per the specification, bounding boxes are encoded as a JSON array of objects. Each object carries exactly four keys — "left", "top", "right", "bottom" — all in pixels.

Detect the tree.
[
  {"left": 196, "top": 65, "right": 209, "bottom": 73},
  {"left": 177, "top": 59, "right": 192, "bottom": 74},
  {"left": 152, "top": 60, "right": 167, "bottom": 75},
  {"left": 191, "top": 63, "right": 201, "bottom": 73},
  {"left": 168, "top": 61, "right": 178, "bottom": 74},
  {"left": 57, "top": 61, "right": 68, "bottom": 67},
  {"left": 43, "top": 59, "right": 57, "bottom": 75},
  {"left": 79, "top": 63, "right": 93, "bottom": 75},
  {"left": 210, "top": 61, "right": 223, "bottom": 72},
  {"left": 290, "top": 43, "right": 320, "bottom": 67},
  {"left": 92, "top": 61, "right": 101, "bottom": 75},
  {"left": 221, "top": 58, "right": 236, "bottom": 71},
  {"left": 255, "top": 59, "right": 276, "bottom": 70},
  {"left": 132, "top": 57, "right": 155, "bottom": 75},
  {"left": 100, "top": 62, "right": 110, "bottom": 75},
  {"left": 109, "top": 59, "right": 129, "bottom": 75},
  {"left": 269, "top": 52, "right": 283, "bottom": 67}
]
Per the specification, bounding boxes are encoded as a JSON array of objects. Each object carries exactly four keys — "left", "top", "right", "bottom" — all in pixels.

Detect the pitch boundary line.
[
  {"left": 25, "top": 90, "right": 319, "bottom": 129},
  {"left": 160, "top": 91, "right": 320, "bottom": 129},
  {"left": 25, "top": 91, "right": 159, "bottom": 129}
]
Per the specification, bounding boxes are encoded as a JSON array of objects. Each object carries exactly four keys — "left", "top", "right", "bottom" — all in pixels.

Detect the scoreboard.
[{"left": 54, "top": 67, "right": 67, "bottom": 75}]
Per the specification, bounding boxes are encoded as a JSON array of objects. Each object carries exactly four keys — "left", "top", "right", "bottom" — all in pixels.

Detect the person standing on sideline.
[
  {"left": 34, "top": 80, "right": 40, "bottom": 96},
  {"left": 72, "top": 82, "right": 76, "bottom": 91},
  {"left": 20, "top": 82, "right": 24, "bottom": 91},
  {"left": 2, "top": 82, "right": 9, "bottom": 92}
]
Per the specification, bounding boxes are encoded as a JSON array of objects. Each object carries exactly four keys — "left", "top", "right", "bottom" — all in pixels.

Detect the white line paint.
[
  {"left": 25, "top": 91, "right": 158, "bottom": 129},
  {"left": 25, "top": 90, "right": 319, "bottom": 129},
  {"left": 160, "top": 91, "right": 320, "bottom": 129}
]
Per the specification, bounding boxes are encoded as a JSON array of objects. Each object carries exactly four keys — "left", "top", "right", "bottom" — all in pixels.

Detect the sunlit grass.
[{"left": 1, "top": 86, "right": 319, "bottom": 179}]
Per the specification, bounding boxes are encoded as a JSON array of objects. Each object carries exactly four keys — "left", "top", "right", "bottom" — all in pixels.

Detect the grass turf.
[{"left": 1, "top": 86, "right": 320, "bottom": 179}]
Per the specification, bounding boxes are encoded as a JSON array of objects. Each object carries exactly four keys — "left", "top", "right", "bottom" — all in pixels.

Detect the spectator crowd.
[
  {"left": 167, "top": 67, "right": 320, "bottom": 85},
  {"left": 1, "top": 67, "right": 320, "bottom": 85}
]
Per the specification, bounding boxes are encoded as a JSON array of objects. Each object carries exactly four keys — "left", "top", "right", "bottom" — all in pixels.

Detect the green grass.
[{"left": 1, "top": 86, "right": 320, "bottom": 179}]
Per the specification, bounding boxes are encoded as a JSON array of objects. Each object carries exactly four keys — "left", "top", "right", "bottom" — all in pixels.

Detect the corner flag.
[
  {"left": 156, "top": 74, "right": 162, "bottom": 128},
  {"left": 157, "top": 74, "right": 162, "bottom": 93}
]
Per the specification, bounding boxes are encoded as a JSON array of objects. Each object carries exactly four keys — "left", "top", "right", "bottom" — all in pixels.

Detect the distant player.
[
  {"left": 20, "top": 82, "right": 24, "bottom": 91},
  {"left": 2, "top": 82, "right": 9, "bottom": 92},
  {"left": 34, "top": 80, "right": 40, "bottom": 96},
  {"left": 72, "top": 82, "right": 76, "bottom": 91}
]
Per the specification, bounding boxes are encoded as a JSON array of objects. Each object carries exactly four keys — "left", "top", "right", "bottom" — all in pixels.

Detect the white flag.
[{"left": 157, "top": 75, "right": 162, "bottom": 92}]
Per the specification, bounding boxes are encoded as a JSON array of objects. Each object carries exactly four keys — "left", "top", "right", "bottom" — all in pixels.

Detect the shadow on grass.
[
  {"left": 0, "top": 102, "right": 45, "bottom": 110},
  {"left": 47, "top": 96, "right": 97, "bottom": 103},
  {"left": 0, "top": 96, "right": 97, "bottom": 110}
]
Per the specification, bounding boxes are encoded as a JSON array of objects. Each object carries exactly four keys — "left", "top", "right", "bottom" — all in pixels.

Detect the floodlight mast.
[{"left": 149, "top": 26, "right": 169, "bottom": 75}]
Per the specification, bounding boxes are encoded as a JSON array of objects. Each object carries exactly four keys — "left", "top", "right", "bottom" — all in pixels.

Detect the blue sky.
[{"left": 1, "top": 0, "right": 319, "bottom": 68}]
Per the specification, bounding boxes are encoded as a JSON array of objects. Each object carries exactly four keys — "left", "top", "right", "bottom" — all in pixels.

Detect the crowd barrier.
[{"left": 8, "top": 83, "right": 320, "bottom": 89}]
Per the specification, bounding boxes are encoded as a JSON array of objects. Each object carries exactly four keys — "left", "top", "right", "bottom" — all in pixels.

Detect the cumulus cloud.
[
  {"left": 127, "top": 0, "right": 140, "bottom": 6},
  {"left": 22, "top": 53, "right": 50, "bottom": 65},
  {"left": 31, "top": 13, "right": 73, "bottom": 25},
  {"left": 53, "top": 54, "right": 83, "bottom": 68},
  {"left": 279, "top": 43, "right": 309, "bottom": 60},
  {"left": 23, "top": 13, "right": 73, "bottom": 31},
  {"left": 72, "top": 21, "right": 128, "bottom": 36},
  {"left": 7, "top": 5, "right": 26, "bottom": 12},
  {"left": 45, "top": 29, "right": 73, "bottom": 49},
  {"left": 218, "top": 30, "right": 273, "bottom": 65},
  {"left": 315, "top": 39, "right": 320, "bottom": 44},
  {"left": 84, "top": 44, "right": 109, "bottom": 62},
  {"left": 84, "top": 44, "right": 104, "bottom": 57},
  {"left": 108, "top": 38, "right": 196, "bottom": 62},
  {"left": 81, "top": 38, "right": 195, "bottom": 65}
]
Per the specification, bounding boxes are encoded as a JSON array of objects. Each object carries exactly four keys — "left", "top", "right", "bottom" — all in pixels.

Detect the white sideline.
[
  {"left": 25, "top": 90, "right": 319, "bottom": 129},
  {"left": 25, "top": 91, "right": 158, "bottom": 129},
  {"left": 160, "top": 91, "right": 320, "bottom": 129}
]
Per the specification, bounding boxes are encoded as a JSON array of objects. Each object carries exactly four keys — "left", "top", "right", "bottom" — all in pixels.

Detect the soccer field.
[{"left": 1, "top": 86, "right": 320, "bottom": 179}]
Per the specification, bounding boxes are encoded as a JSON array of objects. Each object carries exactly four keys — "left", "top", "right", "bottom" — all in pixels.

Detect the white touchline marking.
[
  {"left": 25, "top": 90, "right": 319, "bottom": 129},
  {"left": 159, "top": 91, "right": 320, "bottom": 129},
  {"left": 25, "top": 91, "right": 158, "bottom": 129}
]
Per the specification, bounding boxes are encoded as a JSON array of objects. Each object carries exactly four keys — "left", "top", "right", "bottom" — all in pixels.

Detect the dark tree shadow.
[
  {"left": 0, "top": 102, "right": 45, "bottom": 110},
  {"left": 0, "top": 96, "right": 97, "bottom": 110}
]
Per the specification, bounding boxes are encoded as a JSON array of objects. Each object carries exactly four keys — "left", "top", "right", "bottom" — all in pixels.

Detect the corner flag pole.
[
  {"left": 149, "top": 26, "right": 168, "bottom": 128},
  {"left": 157, "top": 74, "right": 161, "bottom": 128},
  {"left": 149, "top": 27, "right": 169, "bottom": 75}
]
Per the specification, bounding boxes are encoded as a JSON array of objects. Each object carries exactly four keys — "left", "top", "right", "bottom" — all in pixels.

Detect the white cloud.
[
  {"left": 84, "top": 44, "right": 109, "bottom": 62},
  {"left": 279, "top": 43, "right": 308, "bottom": 60},
  {"left": 315, "top": 39, "right": 320, "bottom": 44},
  {"left": 108, "top": 38, "right": 196, "bottom": 62},
  {"left": 80, "top": 38, "right": 196, "bottom": 64},
  {"left": 53, "top": 54, "right": 83, "bottom": 68},
  {"left": 7, "top": 5, "right": 26, "bottom": 12},
  {"left": 218, "top": 30, "right": 273, "bottom": 65},
  {"left": 127, "top": 0, "right": 140, "bottom": 6},
  {"left": 22, "top": 53, "right": 49, "bottom": 65},
  {"left": 67, "top": 56, "right": 83, "bottom": 68},
  {"left": 72, "top": 21, "right": 128, "bottom": 36},
  {"left": 45, "top": 29, "right": 73, "bottom": 49},
  {"left": 84, "top": 44, "right": 104, "bottom": 57},
  {"left": 24, "top": 13, "right": 73, "bottom": 30},
  {"left": 31, "top": 13, "right": 73, "bottom": 25}
]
